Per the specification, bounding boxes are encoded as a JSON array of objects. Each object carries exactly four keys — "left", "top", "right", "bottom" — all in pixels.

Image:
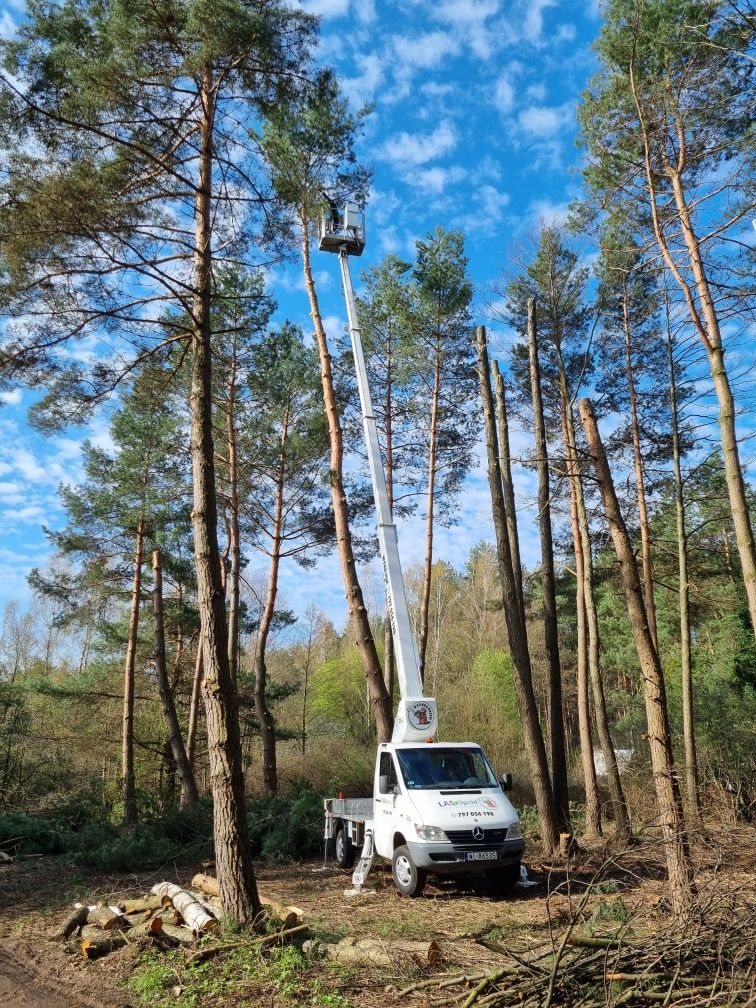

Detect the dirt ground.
[{"left": 1, "top": 827, "right": 754, "bottom": 1008}]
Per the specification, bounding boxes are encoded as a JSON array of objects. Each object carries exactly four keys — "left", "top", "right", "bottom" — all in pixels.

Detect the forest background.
[{"left": 0, "top": 0, "right": 754, "bottom": 922}]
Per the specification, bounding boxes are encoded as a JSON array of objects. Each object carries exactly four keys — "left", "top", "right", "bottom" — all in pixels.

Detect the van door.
[{"left": 373, "top": 750, "right": 399, "bottom": 858}]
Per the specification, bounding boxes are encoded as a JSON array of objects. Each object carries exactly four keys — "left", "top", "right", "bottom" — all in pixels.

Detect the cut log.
[
  {"left": 151, "top": 882, "right": 217, "bottom": 933},
  {"left": 117, "top": 895, "right": 162, "bottom": 913},
  {"left": 0, "top": 851, "right": 13, "bottom": 863},
  {"left": 81, "top": 929, "right": 128, "bottom": 959},
  {"left": 190, "top": 875, "right": 299, "bottom": 927},
  {"left": 187, "top": 891, "right": 220, "bottom": 919},
  {"left": 191, "top": 873, "right": 219, "bottom": 896},
  {"left": 57, "top": 905, "right": 89, "bottom": 940},
  {"left": 130, "top": 917, "right": 164, "bottom": 937},
  {"left": 260, "top": 893, "right": 304, "bottom": 928},
  {"left": 86, "top": 907, "right": 131, "bottom": 931},
  {"left": 157, "top": 922, "right": 197, "bottom": 946},
  {"left": 303, "top": 937, "right": 443, "bottom": 969}
]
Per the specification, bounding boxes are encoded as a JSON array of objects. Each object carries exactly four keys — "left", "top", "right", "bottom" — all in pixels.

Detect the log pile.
[{"left": 55, "top": 877, "right": 306, "bottom": 960}]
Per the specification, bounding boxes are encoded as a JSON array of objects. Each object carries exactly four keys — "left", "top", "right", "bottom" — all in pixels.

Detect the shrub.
[{"left": 247, "top": 782, "right": 325, "bottom": 861}]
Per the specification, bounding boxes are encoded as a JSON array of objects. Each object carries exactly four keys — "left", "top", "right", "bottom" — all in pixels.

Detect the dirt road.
[{"left": 0, "top": 942, "right": 130, "bottom": 1008}]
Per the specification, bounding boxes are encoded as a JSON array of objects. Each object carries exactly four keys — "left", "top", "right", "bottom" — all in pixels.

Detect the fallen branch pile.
[
  {"left": 399, "top": 912, "right": 755, "bottom": 1008},
  {"left": 55, "top": 876, "right": 305, "bottom": 960}
]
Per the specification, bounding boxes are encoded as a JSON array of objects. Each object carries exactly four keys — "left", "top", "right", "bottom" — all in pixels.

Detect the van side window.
[{"left": 379, "top": 752, "right": 397, "bottom": 788}]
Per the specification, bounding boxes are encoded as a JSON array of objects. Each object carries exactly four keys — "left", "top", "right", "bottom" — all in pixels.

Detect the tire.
[
  {"left": 334, "top": 821, "right": 355, "bottom": 870},
  {"left": 486, "top": 862, "right": 521, "bottom": 896},
  {"left": 392, "top": 844, "right": 427, "bottom": 897}
]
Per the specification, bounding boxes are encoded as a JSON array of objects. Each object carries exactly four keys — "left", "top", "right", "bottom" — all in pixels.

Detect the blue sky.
[{"left": 1, "top": 0, "right": 752, "bottom": 634}]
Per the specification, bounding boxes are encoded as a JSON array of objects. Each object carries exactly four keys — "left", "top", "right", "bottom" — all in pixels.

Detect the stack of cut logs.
[{"left": 57, "top": 874, "right": 304, "bottom": 960}]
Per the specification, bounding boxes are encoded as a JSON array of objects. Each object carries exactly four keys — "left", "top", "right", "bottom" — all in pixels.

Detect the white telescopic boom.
[{"left": 338, "top": 248, "right": 437, "bottom": 743}]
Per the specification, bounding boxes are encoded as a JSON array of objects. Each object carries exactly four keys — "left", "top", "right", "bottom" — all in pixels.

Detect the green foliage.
[
  {"left": 247, "top": 783, "right": 325, "bottom": 861},
  {"left": 308, "top": 648, "right": 370, "bottom": 742},
  {"left": 587, "top": 896, "right": 629, "bottom": 931},
  {"left": 0, "top": 789, "right": 212, "bottom": 868}
]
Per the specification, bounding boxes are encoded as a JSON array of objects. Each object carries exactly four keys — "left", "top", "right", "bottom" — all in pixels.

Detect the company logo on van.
[
  {"left": 407, "top": 701, "right": 435, "bottom": 730},
  {"left": 438, "top": 797, "right": 500, "bottom": 810}
]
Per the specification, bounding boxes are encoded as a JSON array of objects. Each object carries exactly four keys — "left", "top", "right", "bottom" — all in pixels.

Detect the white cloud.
[
  {"left": 296, "top": 0, "right": 349, "bottom": 16},
  {"left": 353, "top": 0, "right": 376, "bottom": 22},
  {"left": 11, "top": 449, "right": 47, "bottom": 483},
  {"left": 420, "top": 82, "right": 455, "bottom": 98},
  {"left": 322, "top": 314, "right": 346, "bottom": 341},
  {"left": 0, "top": 389, "right": 22, "bottom": 406},
  {"left": 12, "top": 505, "right": 47, "bottom": 524},
  {"left": 478, "top": 184, "right": 510, "bottom": 219},
  {"left": 556, "top": 23, "right": 577, "bottom": 42},
  {"left": 414, "top": 165, "right": 467, "bottom": 195},
  {"left": 493, "top": 75, "right": 515, "bottom": 114},
  {"left": 378, "top": 120, "right": 458, "bottom": 168},
  {"left": 430, "top": 0, "right": 502, "bottom": 59},
  {"left": 523, "top": 0, "right": 557, "bottom": 44},
  {"left": 471, "top": 156, "right": 503, "bottom": 184},
  {"left": 341, "top": 53, "right": 384, "bottom": 107},
  {"left": 392, "top": 30, "right": 460, "bottom": 76},
  {"left": 518, "top": 102, "right": 574, "bottom": 137},
  {"left": 0, "top": 12, "right": 18, "bottom": 39},
  {"left": 528, "top": 198, "right": 571, "bottom": 226}
]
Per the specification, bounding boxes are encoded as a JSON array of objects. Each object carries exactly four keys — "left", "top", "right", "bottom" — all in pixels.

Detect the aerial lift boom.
[{"left": 319, "top": 202, "right": 438, "bottom": 743}]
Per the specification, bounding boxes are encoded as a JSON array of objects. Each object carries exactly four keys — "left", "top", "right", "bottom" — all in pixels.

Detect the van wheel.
[
  {"left": 392, "top": 845, "right": 427, "bottom": 897},
  {"left": 334, "top": 821, "right": 355, "bottom": 869},
  {"left": 486, "top": 862, "right": 521, "bottom": 895}
]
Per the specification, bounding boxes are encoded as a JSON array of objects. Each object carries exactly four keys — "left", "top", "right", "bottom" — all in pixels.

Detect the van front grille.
[{"left": 445, "top": 828, "right": 508, "bottom": 847}]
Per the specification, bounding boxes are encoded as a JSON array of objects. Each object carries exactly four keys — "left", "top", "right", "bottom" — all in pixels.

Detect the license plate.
[{"left": 464, "top": 850, "right": 497, "bottom": 862}]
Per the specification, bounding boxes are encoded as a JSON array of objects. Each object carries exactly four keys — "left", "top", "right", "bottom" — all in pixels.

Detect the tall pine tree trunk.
[
  {"left": 476, "top": 326, "right": 559, "bottom": 855},
  {"left": 186, "top": 643, "right": 203, "bottom": 771},
  {"left": 226, "top": 333, "right": 241, "bottom": 686},
  {"left": 665, "top": 300, "right": 700, "bottom": 827},
  {"left": 191, "top": 68, "right": 260, "bottom": 925},
  {"left": 492, "top": 361, "right": 525, "bottom": 619},
  {"left": 418, "top": 349, "right": 441, "bottom": 681},
  {"left": 254, "top": 406, "right": 290, "bottom": 796},
  {"left": 122, "top": 516, "right": 145, "bottom": 825},
  {"left": 301, "top": 225, "right": 393, "bottom": 741},
  {"left": 559, "top": 358, "right": 630, "bottom": 842},
  {"left": 567, "top": 466, "right": 602, "bottom": 838},
  {"left": 579, "top": 398, "right": 694, "bottom": 916},
  {"left": 152, "top": 549, "right": 198, "bottom": 810},
  {"left": 527, "top": 299, "right": 570, "bottom": 834},
  {"left": 622, "top": 285, "right": 658, "bottom": 649},
  {"left": 631, "top": 73, "right": 756, "bottom": 638}
]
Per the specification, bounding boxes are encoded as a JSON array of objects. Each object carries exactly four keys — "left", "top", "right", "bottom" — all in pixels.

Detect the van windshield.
[{"left": 395, "top": 747, "right": 498, "bottom": 791}]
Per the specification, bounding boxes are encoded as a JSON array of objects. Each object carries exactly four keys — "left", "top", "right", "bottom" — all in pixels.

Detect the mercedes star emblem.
[{"left": 472, "top": 826, "right": 484, "bottom": 841}]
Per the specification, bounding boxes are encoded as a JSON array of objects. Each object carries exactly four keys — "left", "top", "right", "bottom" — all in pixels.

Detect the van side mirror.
[
  {"left": 499, "top": 773, "right": 513, "bottom": 791},
  {"left": 378, "top": 774, "right": 392, "bottom": 795}
]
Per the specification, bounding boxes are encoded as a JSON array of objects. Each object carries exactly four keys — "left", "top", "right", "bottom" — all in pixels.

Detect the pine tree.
[
  {"left": 577, "top": 0, "right": 756, "bottom": 637},
  {"left": 30, "top": 364, "right": 190, "bottom": 822},
  {"left": 255, "top": 70, "right": 395, "bottom": 741},
  {"left": 408, "top": 228, "right": 476, "bottom": 682},
  {"left": 0, "top": 0, "right": 318, "bottom": 924},
  {"left": 242, "top": 322, "right": 333, "bottom": 794}
]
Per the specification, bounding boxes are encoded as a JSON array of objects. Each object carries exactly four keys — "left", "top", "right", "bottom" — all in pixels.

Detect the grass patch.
[{"left": 128, "top": 939, "right": 353, "bottom": 1008}]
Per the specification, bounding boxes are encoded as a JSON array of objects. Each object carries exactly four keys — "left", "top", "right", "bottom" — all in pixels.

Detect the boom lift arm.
[{"left": 320, "top": 203, "right": 438, "bottom": 743}]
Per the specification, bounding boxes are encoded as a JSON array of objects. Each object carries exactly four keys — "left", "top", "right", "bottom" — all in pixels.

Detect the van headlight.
[
  {"left": 506, "top": 821, "right": 522, "bottom": 839},
  {"left": 415, "top": 824, "right": 447, "bottom": 842}
]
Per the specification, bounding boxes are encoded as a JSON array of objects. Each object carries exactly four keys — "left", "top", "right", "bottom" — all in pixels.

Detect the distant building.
[{"left": 593, "top": 748, "right": 634, "bottom": 777}]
